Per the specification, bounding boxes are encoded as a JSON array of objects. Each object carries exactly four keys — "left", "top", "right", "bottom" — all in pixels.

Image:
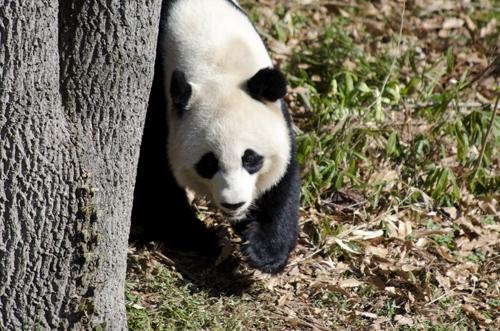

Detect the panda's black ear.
[
  {"left": 170, "top": 69, "right": 192, "bottom": 116},
  {"left": 247, "top": 67, "right": 287, "bottom": 102}
]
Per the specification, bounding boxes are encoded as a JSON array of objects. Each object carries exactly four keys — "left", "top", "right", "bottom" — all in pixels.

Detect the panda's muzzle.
[{"left": 221, "top": 202, "right": 245, "bottom": 211}]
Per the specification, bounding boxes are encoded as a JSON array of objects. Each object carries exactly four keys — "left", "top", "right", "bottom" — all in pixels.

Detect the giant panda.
[{"left": 132, "top": 0, "right": 300, "bottom": 275}]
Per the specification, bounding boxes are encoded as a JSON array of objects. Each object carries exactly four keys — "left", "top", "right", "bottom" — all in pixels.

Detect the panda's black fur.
[{"left": 131, "top": 0, "right": 300, "bottom": 274}]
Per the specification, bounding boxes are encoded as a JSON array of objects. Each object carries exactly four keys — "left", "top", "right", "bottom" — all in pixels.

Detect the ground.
[{"left": 126, "top": 1, "right": 499, "bottom": 330}]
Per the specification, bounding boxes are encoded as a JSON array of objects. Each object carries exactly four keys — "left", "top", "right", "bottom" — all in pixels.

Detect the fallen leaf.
[
  {"left": 277, "top": 293, "right": 290, "bottom": 306},
  {"left": 435, "top": 271, "right": 451, "bottom": 289},
  {"left": 422, "top": 18, "right": 442, "bottom": 30},
  {"left": 384, "top": 215, "right": 399, "bottom": 238},
  {"left": 480, "top": 18, "right": 497, "bottom": 38},
  {"left": 462, "top": 304, "right": 492, "bottom": 325},
  {"left": 339, "top": 278, "right": 363, "bottom": 288},
  {"left": 415, "top": 237, "right": 429, "bottom": 248},
  {"left": 131, "top": 303, "right": 145, "bottom": 310},
  {"left": 461, "top": 14, "right": 476, "bottom": 31},
  {"left": 385, "top": 286, "right": 396, "bottom": 294},
  {"left": 268, "top": 40, "right": 292, "bottom": 55},
  {"left": 441, "top": 206, "right": 457, "bottom": 219},
  {"left": 334, "top": 238, "right": 361, "bottom": 254},
  {"left": 370, "top": 168, "right": 398, "bottom": 184},
  {"left": 398, "top": 220, "right": 412, "bottom": 239},
  {"left": 350, "top": 229, "right": 384, "bottom": 240},
  {"left": 401, "top": 264, "right": 421, "bottom": 272},
  {"left": 364, "top": 244, "right": 389, "bottom": 258},
  {"left": 442, "top": 18, "right": 464, "bottom": 29},
  {"left": 456, "top": 232, "right": 499, "bottom": 251},
  {"left": 395, "top": 314, "right": 414, "bottom": 326}
]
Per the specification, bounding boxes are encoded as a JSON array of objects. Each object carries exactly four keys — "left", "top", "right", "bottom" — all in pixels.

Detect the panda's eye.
[
  {"left": 196, "top": 152, "right": 219, "bottom": 179},
  {"left": 242, "top": 149, "right": 264, "bottom": 174}
]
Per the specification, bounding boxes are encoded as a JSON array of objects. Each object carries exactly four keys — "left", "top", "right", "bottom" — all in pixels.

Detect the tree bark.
[{"left": 0, "top": 0, "right": 160, "bottom": 329}]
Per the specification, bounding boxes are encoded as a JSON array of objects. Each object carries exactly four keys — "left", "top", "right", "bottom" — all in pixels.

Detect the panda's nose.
[{"left": 221, "top": 202, "right": 245, "bottom": 210}]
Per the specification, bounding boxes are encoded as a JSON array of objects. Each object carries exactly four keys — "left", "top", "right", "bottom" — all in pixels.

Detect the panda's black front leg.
[{"left": 235, "top": 160, "right": 300, "bottom": 274}]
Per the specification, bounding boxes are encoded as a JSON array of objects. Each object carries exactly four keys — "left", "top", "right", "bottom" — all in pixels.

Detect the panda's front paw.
[
  {"left": 243, "top": 243, "right": 288, "bottom": 274},
  {"left": 242, "top": 229, "right": 290, "bottom": 274}
]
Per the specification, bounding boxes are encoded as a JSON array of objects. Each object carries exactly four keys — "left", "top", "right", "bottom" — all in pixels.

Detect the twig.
[
  {"left": 362, "top": 0, "right": 406, "bottom": 118},
  {"left": 270, "top": 309, "right": 331, "bottom": 331},
  {"left": 403, "top": 101, "right": 491, "bottom": 110},
  {"left": 287, "top": 248, "right": 323, "bottom": 267},
  {"left": 318, "top": 1, "right": 364, "bottom": 9},
  {"left": 425, "top": 287, "right": 457, "bottom": 306},
  {"left": 473, "top": 94, "right": 499, "bottom": 177},
  {"left": 458, "top": 55, "right": 499, "bottom": 93},
  {"left": 379, "top": 0, "right": 406, "bottom": 104}
]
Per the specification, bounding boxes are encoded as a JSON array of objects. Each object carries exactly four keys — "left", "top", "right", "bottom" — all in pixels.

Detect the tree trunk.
[{"left": 0, "top": 0, "right": 160, "bottom": 329}]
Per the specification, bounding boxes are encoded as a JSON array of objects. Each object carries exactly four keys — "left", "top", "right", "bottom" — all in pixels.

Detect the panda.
[{"left": 132, "top": 0, "right": 300, "bottom": 275}]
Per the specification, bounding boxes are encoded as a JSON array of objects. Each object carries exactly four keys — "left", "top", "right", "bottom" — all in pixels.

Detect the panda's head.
[{"left": 167, "top": 68, "right": 290, "bottom": 219}]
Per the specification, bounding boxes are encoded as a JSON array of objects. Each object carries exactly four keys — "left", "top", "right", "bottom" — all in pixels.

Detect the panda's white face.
[{"left": 167, "top": 76, "right": 291, "bottom": 219}]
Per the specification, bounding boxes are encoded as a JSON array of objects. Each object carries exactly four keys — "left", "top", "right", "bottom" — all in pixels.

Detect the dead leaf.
[
  {"left": 442, "top": 18, "right": 464, "bottom": 29},
  {"left": 457, "top": 52, "right": 488, "bottom": 66},
  {"left": 385, "top": 286, "right": 396, "bottom": 294},
  {"left": 366, "top": 276, "right": 385, "bottom": 290},
  {"left": 131, "top": 303, "right": 145, "bottom": 310},
  {"left": 265, "top": 277, "right": 279, "bottom": 291},
  {"left": 456, "top": 233, "right": 499, "bottom": 251},
  {"left": 461, "top": 14, "right": 476, "bottom": 31},
  {"left": 395, "top": 314, "right": 414, "bottom": 326},
  {"left": 480, "top": 18, "right": 498, "bottom": 38},
  {"left": 438, "top": 29, "right": 449, "bottom": 38},
  {"left": 364, "top": 244, "right": 389, "bottom": 258},
  {"left": 415, "top": 237, "right": 429, "bottom": 248},
  {"left": 398, "top": 220, "right": 412, "bottom": 239},
  {"left": 455, "top": 217, "right": 483, "bottom": 236},
  {"left": 339, "top": 278, "right": 363, "bottom": 288},
  {"left": 421, "top": 1, "right": 456, "bottom": 13},
  {"left": 334, "top": 238, "right": 361, "bottom": 254},
  {"left": 350, "top": 229, "right": 384, "bottom": 240},
  {"left": 384, "top": 215, "right": 399, "bottom": 238},
  {"left": 268, "top": 40, "right": 292, "bottom": 55},
  {"left": 435, "top": 271, "right": 451, "bottom": 289},
  {"left": 478, "top": 197, "right": 498, "bottom": 215},
  {"left": 278, "top": 293, "right": 290, "bottom": 306},
  {"left": 441, "top": 206, "right": 458, "bottom": 219},
  {"left": 462, "top": 304, "right": 492, "bottom": 325},
  {"left": 330, "top": 188, "right": 364, "bottom": 208},
  {"left": 422, "top": 18, "right": 442, "bottom": 30},
  {"left": 432, "top": 244, "right": 456, "bottom": 263},
  {"left": 401, "top": 264, "right": 421, "bottom": 272},
  {"left": 370, "top": 168, "right": 398, "bottom": 183}
]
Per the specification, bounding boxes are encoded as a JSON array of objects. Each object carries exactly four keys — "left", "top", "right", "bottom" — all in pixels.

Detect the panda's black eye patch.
[
  {"left": 242, "top": 149, "right": 264, "bottom": 174},
  {"left": 196, "top": 152, "right": 219, "bottom": 179}
]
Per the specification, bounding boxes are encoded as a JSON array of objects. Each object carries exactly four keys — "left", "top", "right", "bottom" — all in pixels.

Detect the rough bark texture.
[{"left": 0, "top": 0, "right": 160, "bottom": 329}]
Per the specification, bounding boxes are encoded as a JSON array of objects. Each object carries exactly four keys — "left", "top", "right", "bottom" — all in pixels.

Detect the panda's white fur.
[{"left": 161, "top": 0, "right": 291, "bottom": 217}]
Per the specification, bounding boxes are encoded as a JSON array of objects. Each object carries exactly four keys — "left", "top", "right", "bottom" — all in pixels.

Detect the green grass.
[
  {"left": 126, "top": 257, "right": 270, "bottom": 330},
  {"left": 289, "top": 19, "right": 498, "bottom": 210}
]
